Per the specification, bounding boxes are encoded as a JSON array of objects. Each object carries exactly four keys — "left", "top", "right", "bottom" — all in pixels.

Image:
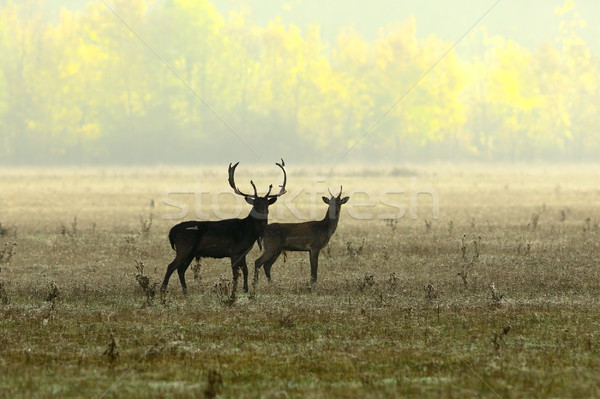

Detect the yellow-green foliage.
[
  {"left": 0, "top": 1, "right": 598, "bottom": 163},
  {"left": 0, "top": 165, "right": 599, "bottom": 398}
]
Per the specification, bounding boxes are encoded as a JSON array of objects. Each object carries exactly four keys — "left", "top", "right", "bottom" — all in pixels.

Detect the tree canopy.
[{"left": 0, "top": 0, "right": 598, "bottom": 164}]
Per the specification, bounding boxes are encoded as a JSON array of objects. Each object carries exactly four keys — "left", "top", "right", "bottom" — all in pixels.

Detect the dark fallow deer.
[
  {"left": 254, "top": 186, "right": 349, "bottom": 286},
  {"left": 161, "top": 160, "right": 287, "bottom": 296}
]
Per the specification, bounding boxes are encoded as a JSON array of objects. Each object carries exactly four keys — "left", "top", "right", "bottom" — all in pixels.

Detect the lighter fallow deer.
[
  {"left": 254, "top": 186, "right": 349, "bottom": 286},
  {"left": 161, "top": 160, "right": 287, "bottom": 296}
]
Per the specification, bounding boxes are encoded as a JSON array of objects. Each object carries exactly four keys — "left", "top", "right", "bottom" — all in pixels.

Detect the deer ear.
[
  {"left": 322, "top": 196, "right": 330, "bottom": 204},
  {"left": 245, "top": 196, "right": 254, "bottom": 205},
  {"left": 268, "top": 197, "right": 278, "bottom": 205},
  {"left": 340, "top": 196, "right": 349, "bottom": 204}
]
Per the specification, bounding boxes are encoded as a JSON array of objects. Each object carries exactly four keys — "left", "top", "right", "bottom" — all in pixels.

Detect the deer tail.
[{"left": 168, "top": 228, "right": 176, "bottom": 250}]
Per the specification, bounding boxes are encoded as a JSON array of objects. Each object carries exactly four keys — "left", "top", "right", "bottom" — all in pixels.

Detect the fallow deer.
[
  {"left": 161, "top": 160, "right": 287, "bottom": 295},
  {"left": 254, "top": 187, "right": 349, "bottom": 286}
]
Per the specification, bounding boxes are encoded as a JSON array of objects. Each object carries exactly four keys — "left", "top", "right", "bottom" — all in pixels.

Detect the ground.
[{"left": 0, "top": 164, "right": 599, "bottom": 398}]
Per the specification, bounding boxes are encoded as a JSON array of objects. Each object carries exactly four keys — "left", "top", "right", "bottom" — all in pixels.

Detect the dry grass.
[{"left": 0, "top": 164, "right": 600, "bottom": 398}]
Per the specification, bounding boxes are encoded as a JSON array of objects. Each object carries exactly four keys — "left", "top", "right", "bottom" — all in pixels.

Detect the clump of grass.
[
  {"left": 473, "top": 236, "right": 481, "bottom": 260},
  {"left": 559, "top": 208, "right": 568, "bottom": 222},
  {"left": 61, "top": 216, "right": 78, "bottom": 237},
  {"left": 425, "top": 283, "right": 437, "bottom": 301},
  {"left": 0, "top": 265, "right": 8, "bottom": 304},
  {"left": 516, "top": 242, "right": 531, "bottom": 256},
  {"left": 489, "top": 282, "right": 504, "bottom": 306},
  {"left": 383, "top": 218, "right": 398, "bottom": 232},
  {"left": 461, "top": 234, "right": 467, "bottom": 260},
  {"left": 192, "top": 258, "right": 202, "bottom": 281},
  {"left": 279, "top": 313, "right": 295, "bottom": 329},
  {"left": 45, "top": 281, "right": 60, "bottom": 303},
  {"left": 212, "top": 275, "right": 231, "bottom": 297},
  {"left": 346, "top": 239, "right": 365, "bottom": 257},
  {"left": 134, "top": 260, "right": 158, "bottom": 306},
  {"left": 124, "top": 231, "right": 139, "bottom": 245},
  {"left": 0, "top": 222, "right": 10, "bottom": 237},
  {"left": 139, "top": 213, "right": 153, "bottom": 237},
  {"left": 583, "top": 217, "right": 598, "bottom": 232},
  {"left": 424, "top": 219, "right": 432, "bottom": 232},
  {"left": 387, "top": 272, "right": 398, "bottom": 291},
  {"left": 357, "top": 274, "right": 375, "bottom": 292},
  {"left": 1, "top": 249, "right": 15, "bottom": 304},
  {"left": 103, "top": 332, "right": 119, "bottom": 370},
  {"left": 491, "top": 325, "right": 512, "bottom": 351},
  {"left": 529, "top": 212, "right": 541, "bottom": 231},
  {"left": 458, "top": 235, "right": 482, "bottom": 288},
  {"left": 458, "top": 270, "right": 468, "bottom": 287},
  {"left": 213, "top": 275, "right": 236, "bottom": 306},
  {"left": 0, "top": 242, "right": 17, "bottom": 263},
  {"left": 204, "top": 369, "right": 223, "bottom": 399}
]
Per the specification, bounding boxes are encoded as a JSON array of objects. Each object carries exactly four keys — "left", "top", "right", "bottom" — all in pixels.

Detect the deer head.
[
  {"left": 228, "top": 159, "right": 287, "bottom": 219},
  {"left": 322, "top": 186, "right": 349, "bottom": 219}
]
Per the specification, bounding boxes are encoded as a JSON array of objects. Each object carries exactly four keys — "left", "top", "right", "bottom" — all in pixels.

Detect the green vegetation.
[
  {"left": 1, "top": 0, "right": 598, "bottom": 164},
  {"left": 1, "top": 165, "right": 599, "bottom": 398}
]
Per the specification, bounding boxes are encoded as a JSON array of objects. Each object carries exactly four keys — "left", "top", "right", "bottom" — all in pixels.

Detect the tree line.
[{"left": 0, "top": 0, "right": 598, "bottom": 164}]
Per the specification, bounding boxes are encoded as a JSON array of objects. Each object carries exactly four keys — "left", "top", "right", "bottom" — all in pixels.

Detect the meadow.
[{"left": 0, "top": 164, "right": 599, "bottom": 398}]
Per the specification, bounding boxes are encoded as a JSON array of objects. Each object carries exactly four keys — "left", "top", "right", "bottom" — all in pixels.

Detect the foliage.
[{"left": 0, "top": 0, "right": 598, "bottom": 164}]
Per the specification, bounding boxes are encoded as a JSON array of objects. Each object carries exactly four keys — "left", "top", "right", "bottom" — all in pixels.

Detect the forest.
[{"left": 0, "top": 0, "right": 598, "bottom": 164}]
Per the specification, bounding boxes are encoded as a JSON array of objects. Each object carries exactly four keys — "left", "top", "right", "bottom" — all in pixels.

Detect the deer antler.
[
  {"left": 338, "top": 186, "right": 343, "bottom": 198},
  {"left": 230, "top": 160, "right": 287, "bottom": 198},
  {"left": 228, "top": 162, "right": 254, "bottom": 198},
  {"left": 267, "top": 159, "right": 287, "bottom": 198}
]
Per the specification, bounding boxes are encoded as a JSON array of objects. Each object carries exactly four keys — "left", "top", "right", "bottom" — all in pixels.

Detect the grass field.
[{"left": 1, "top": 164, "right": 599, "bottom": 398}]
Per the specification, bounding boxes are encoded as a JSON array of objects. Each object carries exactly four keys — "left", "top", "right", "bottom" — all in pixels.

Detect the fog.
[{"left": 1, "top": 0, "right": 598, "bottom": 165}]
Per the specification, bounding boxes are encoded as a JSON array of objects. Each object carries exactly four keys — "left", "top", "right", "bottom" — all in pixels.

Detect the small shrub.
[
  {"left": 458, "top": 271, "right": 468, "bottom": 287},
  {"left": 0, "top": 243, "right": 16, "bottom": 263},
  {"left": 490, "top": 282, "right": 504, "bottom": 306},
  {"left": 103, "top": 332, "right": 119, "bottom": 370},
  {"left": 424, "top": 220, "right": 432, "bottom": 232},
  {"left": 425, "top": 283, "right": 437, "bottom": 301},
  {"left": 346, "top": 240, "right": 365, "bottom": 257},
  {"left": 0, "top": 281, "right": 9, "bottom": 305},
  {"left": 192, "top": 258, "right": 201, "bottom": 281},
  {"left": 204, "top": 369, "right": 223, "bottom": 399},
  {"left": 357, "top": 274, "right": 375, "bottom": 292},
  {"left": 383, "top": 218, "right": 398, "bottom": 232},
  {"left": 61, "top": 216, "right": 78, "bottom": 237},
  {"left": 139, "top": 213, "right": 153, "bottom": 237},
  {"left": 491, "top": 325, "right": 512, "bottom": 351},
  {"left": 134, "top": 260, "right": 158, "bottom": 306},
  {"left": 529, "top": 212, "right": 541, "bottom": 231},
  {"left": 0, "top": 222, "right": 9, "bottom": 237},
  {"left": 45, "top": 282, "right": 60, "bottom": 303}
]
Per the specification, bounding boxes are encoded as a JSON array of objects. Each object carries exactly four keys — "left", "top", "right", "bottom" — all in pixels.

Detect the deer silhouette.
[
  {"left": 162, "top": 160, "right": 287, "bottom": 295},
  {"left": 254, "top": 186, "right": 349, "bottom": 286}
]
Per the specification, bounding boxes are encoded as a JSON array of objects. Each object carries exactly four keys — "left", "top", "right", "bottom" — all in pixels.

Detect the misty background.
[{"left": 0, "top": 0, "right": 598, "bottom": 165}]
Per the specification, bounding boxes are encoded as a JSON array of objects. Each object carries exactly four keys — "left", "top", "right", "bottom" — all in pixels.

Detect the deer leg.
[
  {"left": 239, "top": 256, "right": 249, "bottom": 293},
  {"left": 176, "top": 254, "right": 195, "bottom": 295},
  {"left": 254, "top": 251, "right": 269, "bottom": 284},
  {"left": 263, "top": 253, "right": 281, "bottom": 283},
  {"left": 309, "top": 249, "right": 320, "bottom": 283},
  {"left": 230, "top": 257, "right": 241, "bottom": 298},
  {"left": 254, "top": 251, "right": 280, "bottom": 285},
  {"left": 162, "top": 251, "right": 192, "bottom": 293}
]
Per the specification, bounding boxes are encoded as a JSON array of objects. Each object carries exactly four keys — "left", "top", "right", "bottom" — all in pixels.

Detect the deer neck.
[
  {"left": 246, "top": 211, "right": 268, "bottom": 238},
  {"left": 322, "top": 208, "right": 340, "bottom": 238}
]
